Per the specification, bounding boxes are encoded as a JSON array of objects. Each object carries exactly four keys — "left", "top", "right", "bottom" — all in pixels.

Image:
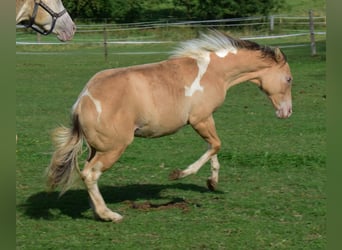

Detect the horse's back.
[
  {"left": 75, "top": 60, "right": 195, "bottom": 139},
  {"left": 85, "top": 60, "right": 193, "bottom": 113}
]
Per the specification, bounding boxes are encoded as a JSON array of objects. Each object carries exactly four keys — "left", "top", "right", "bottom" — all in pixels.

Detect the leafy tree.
[
  {"left": 172, "top": 0, "right": 198, "bottom": 19},
  {"left": 236, "top": 0, "right": 285, "bottom": 17},
  {"left": 64, "top": 0, "right": 113, "bottom": 21},
  {"left": 196, "top": 0, "right": 239, "bottom": 19},
  {"left": 195, "top": 0, "right": 285, "bottom": 19},
  {"left": 64, "top": 0, "right": 285, "bottom": 22},
  {"left": 110, "top": 0, "right": 143, "bottom": 22}
]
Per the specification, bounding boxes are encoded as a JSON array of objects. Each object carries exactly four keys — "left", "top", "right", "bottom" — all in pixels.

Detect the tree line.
[{"left": 64, "top": 0, "right": 286, "bottom": 23}]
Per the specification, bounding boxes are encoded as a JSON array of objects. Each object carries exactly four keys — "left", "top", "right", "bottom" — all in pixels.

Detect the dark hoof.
[
  {"left": 206, "top": 178, "right": 217, "bottom": 191},
  {"left": 169, "top": 169, "right": 183, "bottom": 180}
]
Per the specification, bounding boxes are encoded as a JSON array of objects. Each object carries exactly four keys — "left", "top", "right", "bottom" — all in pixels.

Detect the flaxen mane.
[{"left": 172, "top": 30, "right": 286, "bottom": 63}]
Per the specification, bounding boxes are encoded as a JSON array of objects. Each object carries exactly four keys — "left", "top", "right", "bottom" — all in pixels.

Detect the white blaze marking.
[{"left": 185, "top": 52, "right": 210, "bottom": 97}]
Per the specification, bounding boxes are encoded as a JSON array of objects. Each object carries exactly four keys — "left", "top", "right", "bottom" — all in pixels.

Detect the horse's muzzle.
[
  {"left": 56, "top": 22, "right": 76, "bottom": 41},
  {"left": 276, "top": 106, "right": 292, "bottom": 119},
  {"left": 54, "top": 14, "right": 76, "bottom": 41}
]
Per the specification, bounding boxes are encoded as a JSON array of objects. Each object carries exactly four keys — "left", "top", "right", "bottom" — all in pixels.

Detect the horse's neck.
[
  {"left": 217, "top": 50, "right": 269, "bottom": 90},
  {"left": 16, "top": 0, "right": 31, "bottom": 24}
]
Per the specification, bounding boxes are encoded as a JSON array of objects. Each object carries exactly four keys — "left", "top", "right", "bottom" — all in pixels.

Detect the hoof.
[
  {"left": 111, "top": 213, "right": 124, "bottom": 223},
  {"left": 112, "top": 214, "right": 124, "bottom": 223},
  {"left": 206, "top": 178, "right": 217, "bottom": 191},
  {"left": 97, "top": 214, "right": 123, "bottom": 223},
  {"left": 94, "top": 209, "right": 123, "bottom": 223},
  {"left": 169, "top": 169, "right": 183, "bottom": 180}
]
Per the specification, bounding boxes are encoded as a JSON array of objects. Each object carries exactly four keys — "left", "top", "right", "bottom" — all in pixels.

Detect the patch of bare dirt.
[{"left": 126, "top": 199, "right": 199, "bottom": 213}]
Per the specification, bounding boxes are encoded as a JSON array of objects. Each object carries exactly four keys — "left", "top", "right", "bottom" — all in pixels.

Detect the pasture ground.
[{"left": 16, "top": 36, "right": 326, "bottom": 249}]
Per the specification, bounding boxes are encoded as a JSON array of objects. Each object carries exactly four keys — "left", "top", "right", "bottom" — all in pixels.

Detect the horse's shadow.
[{"left": 19, "top": 183, "right": 220, "bottom": 220}]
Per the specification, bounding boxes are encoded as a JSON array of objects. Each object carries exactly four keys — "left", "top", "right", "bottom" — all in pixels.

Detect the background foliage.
[{"left": 64, "top": 0, "right": 286, "bottom": 22}]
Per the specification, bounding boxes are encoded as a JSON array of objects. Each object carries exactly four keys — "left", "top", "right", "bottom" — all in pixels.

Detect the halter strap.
[{"left": 26, "top": 0, "right": 67, "bottom": 35}]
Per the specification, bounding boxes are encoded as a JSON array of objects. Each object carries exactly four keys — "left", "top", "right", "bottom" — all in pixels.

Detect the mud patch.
[{"left": 127, "top": 199, "right": 200, "bottom": 213}]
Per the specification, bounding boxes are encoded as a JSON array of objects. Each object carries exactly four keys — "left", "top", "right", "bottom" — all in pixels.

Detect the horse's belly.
[{"left": 134, "top": 121, "right": 185, "bottom": 138}]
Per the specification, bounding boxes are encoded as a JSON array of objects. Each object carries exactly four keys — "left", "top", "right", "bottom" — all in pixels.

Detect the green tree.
[
  {"left": 234, "top": 0, "right": 285, "bottom": 17},
  {"left": 173, "top": 0, "right": 198, "bottom": 19},
  {"left": 196, "top": 0, "right": 238, "bottom": 19},
  {"left": 64, "top": 0, "right": 113, "bottom": 21},
  {"left": 174, "top": 0, "right": 285, "bottom": 20},
  {"left": 110, "top": 0, "right": 143, "bottom": 22},
  {"left": 65, "top": 0, "right": 285, "bottom": 22}
]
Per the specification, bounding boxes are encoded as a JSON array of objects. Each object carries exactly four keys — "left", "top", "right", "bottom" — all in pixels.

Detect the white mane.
[{"left": 172, "top": 30, "right": 238, "bottom": 59}]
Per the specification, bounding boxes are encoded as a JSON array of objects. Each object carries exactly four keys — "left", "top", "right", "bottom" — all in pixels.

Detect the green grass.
[
  {"left": 284, "top": 0, "right": 326, "bottom": 16},
  {"left": 16, "top": 36, "right": 326, "bottom": 249}
]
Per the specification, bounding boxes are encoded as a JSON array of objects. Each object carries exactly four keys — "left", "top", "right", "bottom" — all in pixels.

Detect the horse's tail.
[{"left": 46, "top": 114, "right": 84, "bottom": 195}]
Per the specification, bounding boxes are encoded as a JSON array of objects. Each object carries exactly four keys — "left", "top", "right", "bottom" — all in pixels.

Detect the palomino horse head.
[
  {"left": 16, "top": 0, "right": 76, "bottom": 41},
  {"left": 250, "top": 47, "right": 293, "bottom": 119}
]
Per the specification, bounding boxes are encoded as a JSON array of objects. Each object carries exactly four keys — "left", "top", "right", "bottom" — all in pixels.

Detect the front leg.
[{"left": 169, "top": 115, "right": 221, "bottom": 190}]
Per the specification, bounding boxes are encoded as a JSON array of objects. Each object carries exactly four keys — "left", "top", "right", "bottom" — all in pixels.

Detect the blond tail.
[{"left": 46, "top": 115, "right": 83, "bottom": 195}]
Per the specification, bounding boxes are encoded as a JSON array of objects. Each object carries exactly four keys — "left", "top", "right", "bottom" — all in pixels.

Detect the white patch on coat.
[
  {"left": 215, "top": 47, "right": 237, "bottom": 58},
  {"left": 185, "top": 52, "right": 210, "bottom": 97},
  {"left": 73, "top": 88, "right": 102, "bottom": 121}
]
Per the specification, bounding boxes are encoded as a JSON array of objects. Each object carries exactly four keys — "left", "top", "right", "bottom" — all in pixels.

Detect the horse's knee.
[{"left": 211, "top": 141, "right": 221, "bottom": 153}]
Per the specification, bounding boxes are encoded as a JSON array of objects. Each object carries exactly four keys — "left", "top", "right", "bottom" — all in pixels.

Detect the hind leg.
[
  {"left": 207, "top": 154, "right": 220, "bottom": 191},
  {"left": 81, "top": 146, "right": 127, "bottom": 222}
]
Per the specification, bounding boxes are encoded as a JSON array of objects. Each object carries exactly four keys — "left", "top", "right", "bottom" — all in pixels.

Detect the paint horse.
[
  {"left": 16, "top": 0, "right": 75, "bottom": 41},
  {"left": 47, "top": 31, "right": 293, "bottom": 222}
]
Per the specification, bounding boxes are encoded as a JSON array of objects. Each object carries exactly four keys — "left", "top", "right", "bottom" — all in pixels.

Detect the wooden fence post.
[
  {"left": 309, "top": 10, "right": 317, "bottom": 56},
  {"left": 37, "top": 33, "right": 41, "bottom": 43},
  {"left": 269, "top": 15, "right": 274, "bottom": 32},
  {"left": 103, "top": 26, "right": 108, "bottom": 61}
]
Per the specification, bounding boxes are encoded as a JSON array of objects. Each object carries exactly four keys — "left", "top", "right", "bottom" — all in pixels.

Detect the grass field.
[
  {"left": 16, "top": 34, "right": 326, "bottom": 249},
  {"left": 284, "top": 0, "right": 326, "bottom": 16}
]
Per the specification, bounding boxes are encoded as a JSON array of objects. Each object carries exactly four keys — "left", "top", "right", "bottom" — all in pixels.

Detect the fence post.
[
  {"left": 269, "top": 15, "right": 274, "bottom": 32},
  {"left": 309, "top": 10, "right": 317, "bottom": 56},
  {"left": 103, "top": 26, "right": 108, "bottom": 61},
  {"left": 37, "top": 33, "right": 41, "bottom": 43}
]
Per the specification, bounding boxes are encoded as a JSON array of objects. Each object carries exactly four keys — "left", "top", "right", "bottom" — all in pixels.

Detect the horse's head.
[
  {"left": 252, "top": 48, "right": 293, "bottom": 119},
  {"left": 29, "top": 0, "right": 76, "bottom": 41}
]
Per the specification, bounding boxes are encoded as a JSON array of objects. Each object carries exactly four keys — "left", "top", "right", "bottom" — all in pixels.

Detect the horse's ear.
[{"left": 274, "top": 47, "right": 284, "bottom": 62}]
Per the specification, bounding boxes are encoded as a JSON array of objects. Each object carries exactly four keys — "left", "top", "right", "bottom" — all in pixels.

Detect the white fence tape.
[{"left": 16, "top": 32, "right": 326, "bottom": 46}]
